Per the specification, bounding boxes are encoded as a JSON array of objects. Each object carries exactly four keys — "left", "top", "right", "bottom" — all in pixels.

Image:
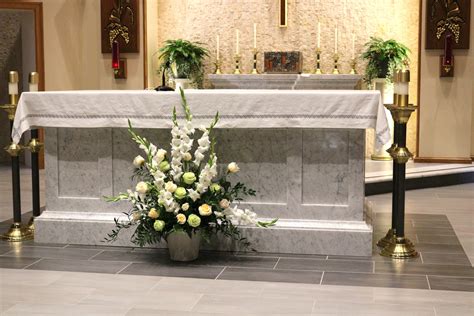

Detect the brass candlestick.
[
  {"left": 214, "top": 59, "right": 222, "bottom": 74},
  {"left": 251, "top": 49, "right": 259, "bottom": 74},
  {"left": 332, "top": 53, "right": 340, "bottom": 74},
  {"left": 234, "top": 54, "right": 241, "bottom": 74},
  {"left": 349, "top": 58, "right": 357, "bottom": 74},
  {"left": 314, "top": 48, "right": 322, "bottom": 74}
]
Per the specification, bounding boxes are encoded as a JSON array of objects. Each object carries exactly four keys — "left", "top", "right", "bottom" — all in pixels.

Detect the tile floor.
[{"left": 0, "top": 165, "right": 473, "bottom": 315}]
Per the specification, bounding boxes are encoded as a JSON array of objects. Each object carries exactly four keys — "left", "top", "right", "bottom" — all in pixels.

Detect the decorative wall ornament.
[
  {"left": 264, "top": 52, "right": 302, "bottom": 73},
  {"left": 101, "top": 0, "right": 139, "bottom": 53},
  {"left": 426, "top": 0, "right": 470, "bottom": 49}
]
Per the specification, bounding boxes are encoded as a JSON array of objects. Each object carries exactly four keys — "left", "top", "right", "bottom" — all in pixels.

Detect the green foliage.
[
  {"left": 361, "top": 37, "right": 410, "bottom": 85},
  {"left": 159, "top": 39, "right": 209, "bottom": 88}
]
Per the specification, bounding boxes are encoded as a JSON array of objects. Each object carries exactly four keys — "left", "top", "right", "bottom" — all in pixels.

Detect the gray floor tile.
[
  {"left": 413, "top": 221, "right": 454, "bottom": 229},
  {"left": 417, "top": 234, "right": 461, "bottom": 245},
  {"left": 65, "top": 244, "right": 135, "bottom": 251},
  {"left": 119, "top": 262, "right": 224, "bottom": 279},
  {"left": 327, "top": 255, "right": 373, "bottom": 261},
  {"left": 422, "top": 252, "right": 471, "bottom": 265},
  {"left": 428, "top": 276, "right": 474, "bottom": 292},
  {"left": 234, "top": 251, "right": 327, "bottom": 259},
  {"left": 0, "top": 256, "right": 40, "bottom": 269},
  {"left": 0, "top": 245, "right": 12, "bottom": 255},
  {"left": 26, "top": 258, "right": 130, "bottom": 274},
  {"left": 1, "top": 246, "right": 102, "bottom": 260},
  {"left": 92, "top": 249, "right": 164, "bottom": 262},
  {"left": 195, "top": 254, "right": 278, "bottom": 268},
  {"left": 218, "top": 267, "right": 323, "bottom": 284},
  {"left": 322, "top": 271, "right": 430, "bottom": 289},
  {"left": 415, "top": 242, "right": 466, "bottom": 254},
  {"left": 276, "top": 258, "right": 374, "bottom": 273},
  {"left": 375, "top": 261, "right": 474, "bottom": 277}
]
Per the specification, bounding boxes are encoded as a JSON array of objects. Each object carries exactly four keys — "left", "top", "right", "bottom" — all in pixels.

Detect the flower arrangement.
[{"left": 105, "top": 89, "right": 276, "bottom": 249}]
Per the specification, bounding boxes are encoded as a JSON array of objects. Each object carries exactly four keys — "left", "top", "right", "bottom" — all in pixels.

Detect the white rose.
[
  {"left": 133, "top": 155, "right": 145, "bottom": 167},
  {"left": 153, "top": 149, "right": 167, "bottom": 163},
  {"left": 135, "top": 181, "right": 149, "bottom": 194},
  {"left": 181, "top": 203, "right": 190, "bottom": 211},
  {"left": 183, "top": 152, "right": 192, "bottom": 161},
  {"left": 219, "top": 199, "right": 230, "bottom": 209},
  {"left": 165, "top": 181, "right": 177, "bottom": 193},
  {"left": 227, "top": 162, "right": 240, "bottom": 173}
]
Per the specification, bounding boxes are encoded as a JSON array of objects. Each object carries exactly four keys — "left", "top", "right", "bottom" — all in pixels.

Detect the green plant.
[
  {"left": 361, "top": 37, "right": 410, "bottom": 84},
  {"left": 159, "top": 39, "right": 209, "bottom": 88}
]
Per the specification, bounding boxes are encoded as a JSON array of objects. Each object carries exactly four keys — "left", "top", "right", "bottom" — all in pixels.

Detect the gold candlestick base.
[
  {"left": 314, "top": 48, "right": 323, "bottom": 74},
  {"left": 234, "top": 54, "right": 241, "bottom": 74},
  {"left": 1, "top": 222, "right": 34, "bottom": 242},
  {"left": 376, "top": 228, "right": 395, "bottom": 248},
  {"left": 214, "top": 59, "right": 222, "bottom": 74},
  {"left": 349, "top": 58, "right": 357, "bottom": 74},
  {"left": 380, "top": 237, "right": 418, "bottom": 259},
  {"left": 332, "top": 53, "right": 340, "bottom": 74},
  {"left": 1, "top": 104, "right": 18, "bottom": 121}
]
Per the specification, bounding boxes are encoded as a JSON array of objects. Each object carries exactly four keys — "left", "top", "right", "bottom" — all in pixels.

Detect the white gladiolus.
[
  {"left": 221, "top": 206, "right": 258, "bottom": 226},
  {"left": 196, "top": 156, "right": 218, "bottom": 194},
  {"left": 187, "top": 188, "right": 201, "bottom": 202},
  {"left": 153, "top": 149, "right": 167, "bottom": 163}
]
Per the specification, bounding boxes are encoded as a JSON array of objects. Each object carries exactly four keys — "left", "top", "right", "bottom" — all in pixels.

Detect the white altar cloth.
[{"left": 12, "top": 89, "right": 390, "bottom": 146}]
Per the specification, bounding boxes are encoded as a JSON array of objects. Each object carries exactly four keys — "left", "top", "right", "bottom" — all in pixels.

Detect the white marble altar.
[
  {"left": 13, "top": 90, "right": 390, "bottom": 256},
  {"left": 208, "top": 74, "right": 362, "bottom": 90}
]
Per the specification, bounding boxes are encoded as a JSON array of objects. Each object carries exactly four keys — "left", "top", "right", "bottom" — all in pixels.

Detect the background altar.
[{"left": 14, "top": 90, "right": 390, "bottom": 256}]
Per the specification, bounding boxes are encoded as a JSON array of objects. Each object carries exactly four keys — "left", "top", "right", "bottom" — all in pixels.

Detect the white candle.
[
  {"left": 29, "top": 83, "right": 38, "bottom": 92},
  {"left": 236, "top": 29, "right": 240, "bottom": 55},
  {"left": 253, "top": 23, "right": 257, "bottom": 49},
  {"left": 334, "top": 25, "right": 338, "bottom": 54},
  {"left": 351, "top": 34, "right": 355, "bottom": 59},
  {"left": 317, "top": 22, "right": 321, "bottom": 49},
  {"left": 216, "top": 35, "right": 220, "bottom": 60},
  {"left": 8, "top": 82, "right": 18, "bottom": 95}
]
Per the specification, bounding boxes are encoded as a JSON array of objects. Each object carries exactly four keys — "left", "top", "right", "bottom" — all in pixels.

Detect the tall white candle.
[
  {"left": 8, "top": 82, "right": 18, "bottom": 95},
  {"left": 334, "top": 25, "right": 338, "bottom": 54},
  {"left": 253, "top": 23, "right": 257, "bottom": 49},
  {"left": 29, "top": 83, "right": 38, "bottom": 92},
  {"left": 216, "top": 35, "right": 220, "bottom": 60},
  {"left": 317, "top": 22, "right": 321, "bottom": 48},
  {"left": 236, "top": 29, "right": 240, "bottom": 55},
  {"left": 351, "top": 34, "right": 355, "bottom": 59}
]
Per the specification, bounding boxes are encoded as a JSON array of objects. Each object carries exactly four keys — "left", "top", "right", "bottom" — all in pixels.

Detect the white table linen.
[{"left": 12, "top": 89, "right": 390, "bottom": 147}]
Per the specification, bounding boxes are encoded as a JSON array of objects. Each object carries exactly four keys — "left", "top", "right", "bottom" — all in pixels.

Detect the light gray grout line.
[
  {"left": 61, "top": 244, "right": 69, "bottom": 249},
  {"left": 22, "top": 258, "right": 43, "bottom": 270},
  {"left": 319, "top": 271, "right": 325, "bottom": 285},
  {"left": 311, "top": 300, "right": 317, "bottom": 314},
  {"left": 433, "top": 306, "right": 438, "bottom": 316},
  {"left": 419, "top": 252, "right": 424, "bottom": 264},
  {"left": 426, "top": 275, "right": 432, "bottom": 290},
  {"left": 115, "top": 262, "right": 133, "bottom": 274},
  {"left": 214, "top": 266, "right": 227, "bottom": 280},
  {"left": 415, "top": 233, "right": 420, "bottom": 243},
  {"left": 87, "top": 250, "right": 105, "bottom": 260},
  {"left": 189, "top": 293, "right": 204, "bottom": 312},
  {"left": 272, "top": 257, "right": 281, "bottom": 270}
]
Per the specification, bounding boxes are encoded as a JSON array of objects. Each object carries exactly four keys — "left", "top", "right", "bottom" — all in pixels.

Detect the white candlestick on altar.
[
  {"left": 334, "top": 25, "right": 338, "bottom": 54},
  {"left": 236, "top": 29, "right": 240, "bottom": 55},
  {"left": 317, "top": 22, "right": 321, "bottom": 49},
  {"left": 216, "top": 35, "right": 220, "bottom": 60},
  {"left": 253, "top": 23, "right": 257, "bottom": 49}
]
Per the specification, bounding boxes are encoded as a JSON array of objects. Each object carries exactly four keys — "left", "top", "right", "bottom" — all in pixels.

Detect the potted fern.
[
  {"left": 361, "top": 37, "right": 410, "bottom": 85},
  {"left": 159, "top": 39, "right": 209, "bottom": 89}
]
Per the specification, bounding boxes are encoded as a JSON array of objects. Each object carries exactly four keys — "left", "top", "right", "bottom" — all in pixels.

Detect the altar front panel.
[{"left": 44, "top": 127, "right": 365, "bottom": 223}]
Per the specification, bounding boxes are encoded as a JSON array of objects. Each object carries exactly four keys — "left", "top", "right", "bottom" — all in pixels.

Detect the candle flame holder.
[
  {"left": 234, "top": 54, "right": 241, "bottom": 75},
  {"left": 332, "top": 53, "right": 340, "bottom": 74},
  {"left": 214, "top": 59, "right": 222, "bottom": 74},
  {"left": 349, "top": 58, "right": 357, "bottom": 74},
  {"left": 251, "top": 49, "right": 259, "bottom": 75},
  {"left": 314, "top": 48, "right": 323, "bottom": 74}
]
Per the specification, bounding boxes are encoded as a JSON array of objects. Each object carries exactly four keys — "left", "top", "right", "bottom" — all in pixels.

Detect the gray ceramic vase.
[{"left": 166, "top": 230, "right": 201, "bottom": 262}]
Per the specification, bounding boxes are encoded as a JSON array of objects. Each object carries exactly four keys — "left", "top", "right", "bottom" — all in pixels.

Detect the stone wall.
[{"left": 155, "top": 0, "right": 420, "bottom": 155}]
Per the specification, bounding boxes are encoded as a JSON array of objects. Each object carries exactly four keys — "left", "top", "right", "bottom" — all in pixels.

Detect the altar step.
[
  {"left": 34, "top": 211, "right": 373, "bottom": 257},
  {"left": 365, "top": 160, "right": 474, "bottom": 195}
]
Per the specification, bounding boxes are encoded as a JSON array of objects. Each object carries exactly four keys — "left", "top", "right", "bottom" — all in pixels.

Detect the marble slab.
[
  {"left": 36, "top": 127, "right": 372, "bottom": 256},
  {"left": 208, "top": 74, "right": 362, "bottom": 90}
]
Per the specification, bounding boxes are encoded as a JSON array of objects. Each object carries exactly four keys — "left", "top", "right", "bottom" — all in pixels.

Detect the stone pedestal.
[{"left": 37, "top": 127, "right": 372, "bottom": 256}]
